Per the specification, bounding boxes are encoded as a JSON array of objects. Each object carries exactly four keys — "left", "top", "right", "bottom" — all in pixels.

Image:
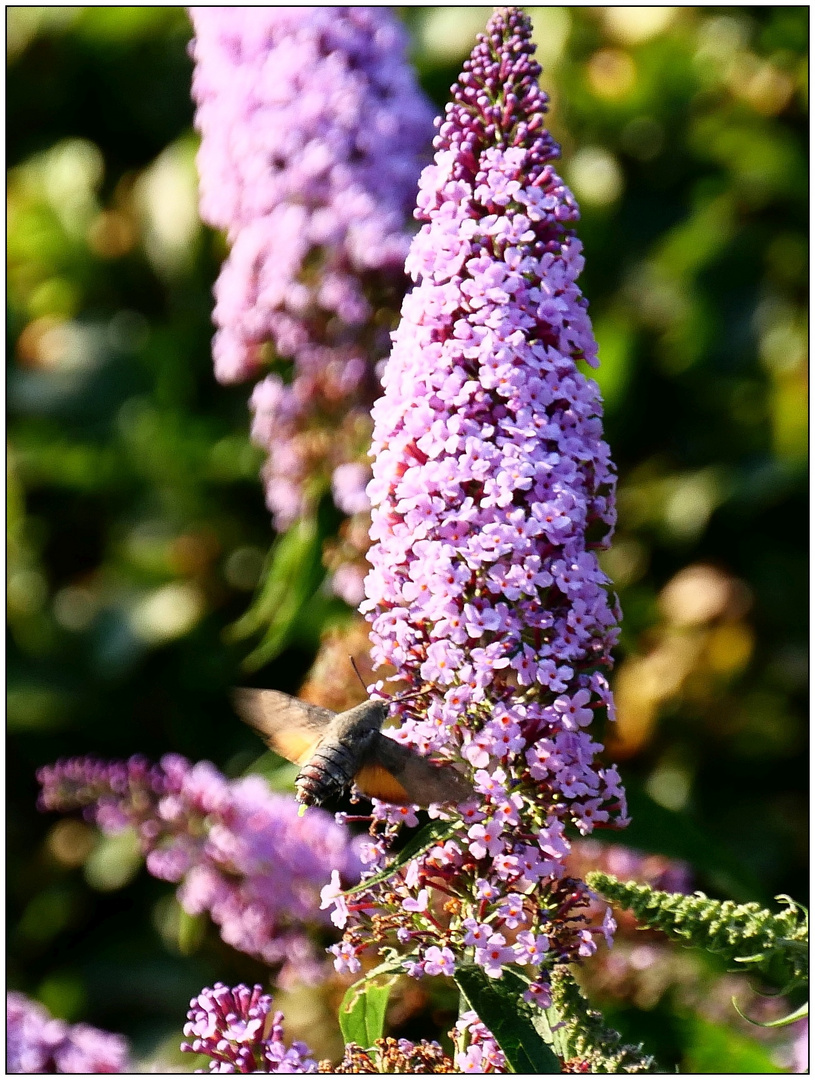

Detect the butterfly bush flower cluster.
[
  {"left": 453, "top": 1010, "right": 507, "bottom": 1073},
  {"left": 190, "top": 8, "right": 433, "bottom": 591},
  {"left": 181, "top": 983, "right": 317, "bottom": 1074},
  {"left": 7, "top": 991, "right": 129, "bottom": 1074},
  {"left": 38, "top": 755, "right": 362, "bottom": 983},
  {"left": 323, "top": 8, "right": 626, "bottom": 990},
  {"left": 785, "top": 1019, "right": 809, "bottom": 1075}
]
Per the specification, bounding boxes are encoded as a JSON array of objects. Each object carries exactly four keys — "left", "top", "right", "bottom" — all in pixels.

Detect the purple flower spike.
[
  {"left": 7, "top": 991, "right": 130, "bottom": 1074},
  {"left": 325, "top": 7, "right": 627, "bottom": 986},
  {"left": 189, "top": 8, "right": 433, "bottom": 533},
  {"left": 182, "top": 983, "right": 317, "bottom": 1074}
]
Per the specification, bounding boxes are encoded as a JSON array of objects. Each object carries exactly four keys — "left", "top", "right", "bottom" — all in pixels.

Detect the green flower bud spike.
[
  {"left": 587, "top": 873, "right": 808, "bottom": 1027},
  {"left": 549, "top": 965, "right": 658, "bottom": 1073}
]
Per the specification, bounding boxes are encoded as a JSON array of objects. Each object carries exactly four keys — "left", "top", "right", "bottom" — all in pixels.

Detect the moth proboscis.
[{"left": 233, "top": 687, "right": 474, "bottom": 808}]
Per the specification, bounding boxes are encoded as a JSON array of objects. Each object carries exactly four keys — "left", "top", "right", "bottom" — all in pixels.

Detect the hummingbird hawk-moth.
[{"left": 233, "top": 688, "right": 474, "bottom": 808}]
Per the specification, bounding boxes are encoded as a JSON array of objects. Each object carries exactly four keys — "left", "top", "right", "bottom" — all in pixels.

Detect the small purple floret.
[{"left": 455, "top": 1009, "right": 507, "bottom": 1073}]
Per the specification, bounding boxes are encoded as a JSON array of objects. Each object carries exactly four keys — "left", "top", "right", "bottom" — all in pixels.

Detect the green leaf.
[
  {"left": 338, "top": 961, "right": 403, "bottom": 1049},
  {"left": 775, "top": 893, "right": 808, "bottom": 917},
  {"left": 227, "top": 516, "right": 325, "bottom": 669},
  {"left": 542, "top": 996, "right": 574, "bottom": 1061},
  {"left": 343, "top": 818, "right": 460, "bottom": 897},
  {"left": 732, "top": 997, "right": 808, "bottom": 1028},
  {"left": 455, "top": 964, "right": 562, "bottom": 1074}
]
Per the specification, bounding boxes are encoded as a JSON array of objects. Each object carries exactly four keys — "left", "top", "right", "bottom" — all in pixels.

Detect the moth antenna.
[{"left": 350, "top": 656, "right": 369, "bottom": 693}]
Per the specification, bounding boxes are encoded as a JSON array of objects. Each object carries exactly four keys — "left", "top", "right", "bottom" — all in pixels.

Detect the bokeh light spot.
[{"left": 567, "top": 147, "right": 624, "bottom": 207}]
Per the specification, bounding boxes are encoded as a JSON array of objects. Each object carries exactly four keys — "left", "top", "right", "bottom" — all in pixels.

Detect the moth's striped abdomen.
[{"left": 295, "top": 742, "right": 360, "bottom": 806}]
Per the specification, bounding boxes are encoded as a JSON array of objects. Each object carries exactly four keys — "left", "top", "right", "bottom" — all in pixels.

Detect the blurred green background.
[{"left": 7, "top": 6, "right": 807, "bottom": 1071}]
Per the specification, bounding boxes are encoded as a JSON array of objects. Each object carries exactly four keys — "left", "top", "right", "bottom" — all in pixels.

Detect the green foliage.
[
  {"left": 227, "top": 517, "right": 325, "bottom": 670},
  {"left": 678, "top": 1015, "right": 787, "bottom": 1074},
  {"left": 587, "top": 873, "right": 808, "bottom": 992},
  {"left": 591, "top": 783, "right": 764, "bottom": 902},
  {"left": 339, "top": 964, "right": 402, "bottom": 1050}
]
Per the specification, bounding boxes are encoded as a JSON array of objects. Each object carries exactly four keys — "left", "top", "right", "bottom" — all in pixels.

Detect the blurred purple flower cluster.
[
  {"left": 7, "top": 991, "right": 129, "bottom": 1074},
  {"left": 324, "top": 8, "right": 625, "bottom": 987},
  {"left": 38, "top": 754, "right": 362, "bottom": 982},
  {"left": 570, "top": 840, "right": 693, "bottom": 899},
  {"left": 786, "top": 1019, "right": 809, "bottom": 1074},
  {"left": 190, "top": 7, "right": 432, "bottom": 546},
  {"left": 181, "top": 983, "right": 317, "bottom": 1074}
]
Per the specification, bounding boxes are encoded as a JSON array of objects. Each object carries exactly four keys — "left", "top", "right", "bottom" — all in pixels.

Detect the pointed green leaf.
[
  {"left": 732, "top": 997, "right": 808, "bottom": 1028},
  {"left": 227, "top": 516, "right": 325, "bottom": 669},
  {"left": 339, "top": 961, "right": 403, "bottom": 1049},
  {"left": 455, "top": 964, "right": 562, "bottom": 1074},
  {"left": 542, "top": 999, "right": 572, "bottom": 1061}
]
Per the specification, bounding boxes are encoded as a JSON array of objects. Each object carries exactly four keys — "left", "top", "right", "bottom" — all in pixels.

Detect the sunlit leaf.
[{"left": 339, "top": 961, "right": 403, "bottom": 1049}]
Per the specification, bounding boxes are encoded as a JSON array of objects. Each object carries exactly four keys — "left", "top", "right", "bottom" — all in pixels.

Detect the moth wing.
[
  {"left": 233, "top": 688, "right": 334, "bottom": 766},
  {"left": 355, "top": 733, "right": 475, "bottom": 807},
  {"left": 352, "top": 760, "right": 414, "bottom": 805}
]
